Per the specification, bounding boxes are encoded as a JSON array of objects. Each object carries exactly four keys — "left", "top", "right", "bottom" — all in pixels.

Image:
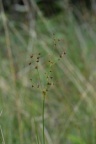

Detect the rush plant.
[{"left": 28, "top": 34, "right": 66, "bottom": 144}]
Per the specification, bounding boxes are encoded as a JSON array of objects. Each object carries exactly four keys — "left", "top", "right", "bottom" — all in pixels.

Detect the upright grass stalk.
[
  {"left": 42, "top": 94, "right": 45, "bottom": 144},
  {"left": 0, "top": 1, "right": 23, "bottom": 143}
]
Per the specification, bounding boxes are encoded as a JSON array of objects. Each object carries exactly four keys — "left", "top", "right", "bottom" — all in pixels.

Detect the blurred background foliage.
[{"left": 0, "top": 0, "right": 96, "bottom": 144}]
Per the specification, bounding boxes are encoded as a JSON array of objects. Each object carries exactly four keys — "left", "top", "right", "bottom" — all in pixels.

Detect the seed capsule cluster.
[
  {"left": 29, "top": 53, "right": 40, "bottom": 88},
  {"left": 28, "top": 34, "right": 66, "bottom": 96}
]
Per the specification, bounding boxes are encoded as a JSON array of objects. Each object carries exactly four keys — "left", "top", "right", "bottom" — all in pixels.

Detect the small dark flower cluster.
[{"left": 28, "top": 34, "right": 66, "bottom": 96}]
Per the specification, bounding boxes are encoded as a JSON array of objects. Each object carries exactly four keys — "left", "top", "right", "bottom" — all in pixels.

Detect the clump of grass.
[{"left": 28, "top": 34, "right": 66, "bottom": 144}]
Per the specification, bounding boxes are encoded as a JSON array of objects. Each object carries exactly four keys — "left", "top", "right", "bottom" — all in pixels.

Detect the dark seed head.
[
  {"left": 29, "top": 62, "right": 31, "bottom": 65},
  {"left": 50, "top": 77, "right": 53, "bottom": 79},
  {"left": 30, "top": 55, "right": 33, "bottom": 58},
  {"left": 60, "top": 55, "right": 62, "bottom": 58},
  {"left": 35, "top": 66, "right": 38, "bottom": 69},
  {"left": 47, "top": 82, "right": 51, "bottom": 85},
  {"left": 42, "top": 90, "right": 46, "bottom": 96}
]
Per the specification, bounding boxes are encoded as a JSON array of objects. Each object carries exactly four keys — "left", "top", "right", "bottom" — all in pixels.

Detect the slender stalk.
[
  {"left": 42, "top": 95, "right": 45, "bottom": 144},
  {"left": 0, "top": 1, "right": 23, "bottom": 143}
]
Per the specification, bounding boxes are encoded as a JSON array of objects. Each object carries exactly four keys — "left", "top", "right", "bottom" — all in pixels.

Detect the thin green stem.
[
  {"left": 36, "top": 63, "right": 45, "bottom": 144},
  {"left": 42, "top": 95, "right": 45, "bottom": 144}
]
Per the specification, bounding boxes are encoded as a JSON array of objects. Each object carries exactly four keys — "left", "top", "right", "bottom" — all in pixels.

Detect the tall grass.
[{"left": 0, "top": 1, "right": 96, "bottom": 144}]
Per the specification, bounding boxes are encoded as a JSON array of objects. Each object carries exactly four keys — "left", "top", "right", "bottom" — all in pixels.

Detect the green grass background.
[{"left": 0, "top": 7, "right": 96, "bottom": 144}]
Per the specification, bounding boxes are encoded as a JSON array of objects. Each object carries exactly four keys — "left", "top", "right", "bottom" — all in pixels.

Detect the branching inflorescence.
[{"left": 28, "top": 35, "right": 66, "bottom": 96}]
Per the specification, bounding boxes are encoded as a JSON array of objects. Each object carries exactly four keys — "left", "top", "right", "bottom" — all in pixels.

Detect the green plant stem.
[{"left": 42, "top": 95, "right": 45, "bottom": 144}]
